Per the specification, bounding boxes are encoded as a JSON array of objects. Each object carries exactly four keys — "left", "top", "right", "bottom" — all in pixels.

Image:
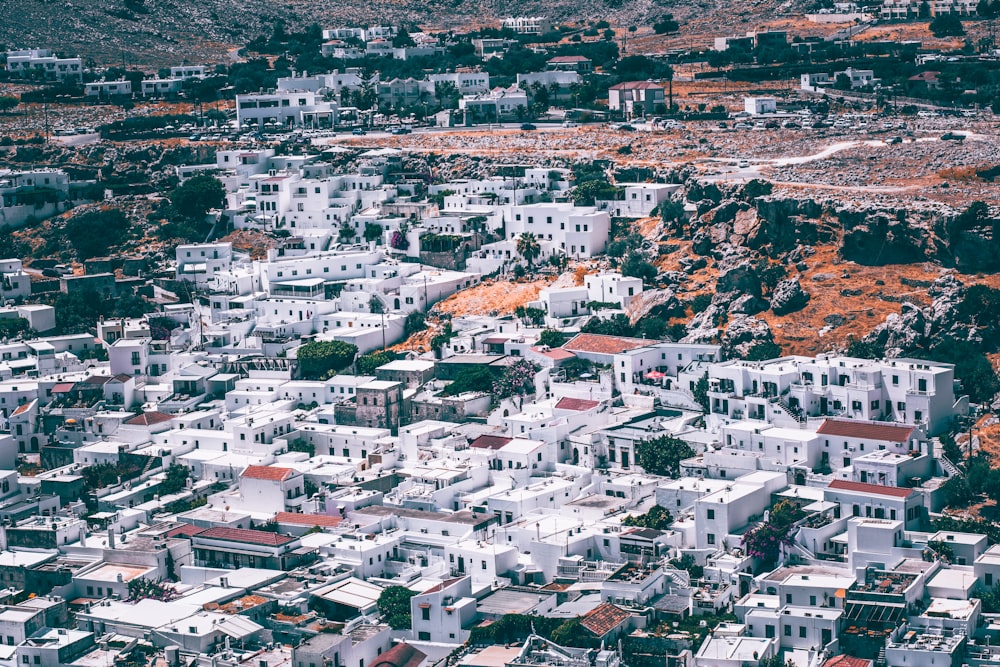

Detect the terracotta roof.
[
  {"left": 124, "top": 411, "right": 174, "bottom": 426},
  {"left": 275, "top": 511, "right": 342, "bottom": 528},
  {"left": 548, "top": 55, "right": 590, "bottom": 63},
  {"left": 111, "top": 374, "right": 133, "bottom": 382},
  {"left": 241, "top": 465, "right": 296, "bottom": 481},
  {"left": 827, "top": 479, "right": 915, "bottom": 498},
  {"left": 816, "top": 419, "right": 914, "bottom": 443},
  {"left": 422, "top": 577, "right": 464, "bottom": 595},
  {"left": 372, "top": 643, "right": 427, "bottom": 667},
  {"left": 555, "top": 396, "right": 600, "bottom": 412},
  {"left": 470, "top": 434, "right": 512, "bottom": 450},
  {"left": 83, "top": 375, "right": 112, "bottom": 385},
  {"left": 529, "top": 346, "right": 576, "bottom": 361},
  {"left": 580, "top": 602, "right": 630, "bottom": 637},
  {"left": 51, "top": 382, "right": 75, "bottom": 393},
  {"left": 825, "top": 656, "right": 872, "bottom": 667},
  {"left": 197, "top": 527, "right": 296, "bottom": 546},
  {"left": 609, "top": 81, "right": 663, "bottom": 90},
  {"left": 10, "top": 400, "right": 35, "bottom": 417},
  {"left": 166, "top": 524, "right": 208, "bottom": 539},
  {"left": 482, "top": 336, "right": 508, "bottom": 345},
  {"left": 564, "top": 333, "right": 650, "bottom": 356}
]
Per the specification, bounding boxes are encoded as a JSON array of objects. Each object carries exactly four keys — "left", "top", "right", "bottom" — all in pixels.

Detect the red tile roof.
[
  {"left": 482, "top": 336, "right": 508, "bottom": 345},
  {"left": 555, "top": 397, "right": 600, "bottom": 412},
  {"left": 372, "top": 643, "right": 427, "bottom": 667},
  {"left": 530, "top": 346, "right": 576, "bottom": 361},
  {"left": 564, "top": 333, "right": 650, "bottom": 356},
  {"left": 825, "top": 656, "right": 872, "bottom": 667},
  {"left": 816, "top": 420, "right": 914, "bottom": 443},
  {"left": 197, "top": 527, "right": 296, "bottom": 546},
  {"left": 10, "top": 400, "right": 34, "bottom": 417},
  {"left": 470, "top": 435, "right": 513, "bottom": 450},
  {"left": 241, "top": 465, "right": 296, "bottom": 482},
  {"left": 422, "top": 577, "right": 464, "bottom": 595},
  {"left": 548, "top": 55, "right": 590, "bottom": 63},
  {"left": 580, "top": 602, "right": 630, "bottom": 637},
  {"left": 275, "top": 512, "right": 342, "bottom": 528},
  {"left": 83, "top": 376, "right": 112, "bottom": 386},
  {"left": 167, "top": 524, "right": 208, "bottom": 539},
  {"left": 827, "top": 480, "right": 915, "bottom": 499},
  {"left": 51, "top": 383, "right": 75, "bottom": 393},
  {"left": 124, "top": 411, "right": 174, "bottom": 426}
]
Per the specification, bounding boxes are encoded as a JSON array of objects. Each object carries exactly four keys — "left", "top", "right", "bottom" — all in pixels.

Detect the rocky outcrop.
[
  {"left": 770, "top": 278, "right": 809, "bottom": 315},
  {"left": 722, "top": 316, "right": 776, "bottom": 359}
]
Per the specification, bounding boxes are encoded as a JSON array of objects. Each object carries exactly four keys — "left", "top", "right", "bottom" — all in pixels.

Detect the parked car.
[
  {"left": 941, "top": 132, "right": 965, "bottom": 141},
  {"left": 352, "top": 128, "right": 368, "bottom": 135},
  {"left": 520, "top": 123, "right": 537, "bottom": 131},
  {"left": 887, "top": 136, "right": 903, "bottom": 145}
]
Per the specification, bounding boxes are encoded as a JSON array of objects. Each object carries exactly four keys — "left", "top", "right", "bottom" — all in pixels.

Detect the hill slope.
[{"left": 0, "top": 0, "right": 794, "bottom": 66}]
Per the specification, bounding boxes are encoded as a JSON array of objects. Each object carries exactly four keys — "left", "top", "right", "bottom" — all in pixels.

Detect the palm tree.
[{"left": 516, "top": 232, "right": 541, "bottom": 267}]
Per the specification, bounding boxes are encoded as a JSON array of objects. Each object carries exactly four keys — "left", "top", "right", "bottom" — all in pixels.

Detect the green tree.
[
  {"left": 404, "top": 311, "right": 426, "bottom": 337},
  {"left": 516, "top": 232, "right": 541, "bottom": 266},
  {"left": 296, "top": 340, "right": 358, "bottom": 380},
  {"left": 742, "top": 498, "right": 803, "bottom": 566},
  {"left": 442, "top": 365, "right": 499, "bottom": 396},
  {"left": 653, "top": 15, "right": 679, "bottom": 34},
  {"left": 65, "top": 208, "right": 131, "bottom": 259},
  {"left": 364, "top": 223, "right": 383, "bottom": 243},
  {"left": 170, "top": 175, "right": 225, "bottom": 220},
  {"left": 622, "top": 252, "right": 657, "bottom": 283},
  {"left": 377, "top": 586, "right": 416, "bottom": 629},
  {"left": 356, "top": 350, "right": 398, "bottom": 375},
  {"left": 635, "top": 435, "right": 695, "bottom": 477},
  {"left": 0, "top": 96, "right": 18, "bottom": 114},
  {"left": 930, "top": 14, "right": 964, "bottom": 37},
  {"left": 538, "top": 329, "right": 566, "bottom": 348},
  {"left": 550, "top": 618, "right": 599, "bottom": 649},
  {"left": 693, "top": 373, "right": 710, "bottom": 412},
  {"left": 158, "top": 464, "right": 191, "bottom": 496},
  {"left": 622, "top": 505, "right": 673, "bottom": 529}
]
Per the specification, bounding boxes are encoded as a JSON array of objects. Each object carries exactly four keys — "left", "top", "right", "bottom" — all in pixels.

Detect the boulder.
[{"left": 770, "top": 278, "right": 810, "bottom": 315}]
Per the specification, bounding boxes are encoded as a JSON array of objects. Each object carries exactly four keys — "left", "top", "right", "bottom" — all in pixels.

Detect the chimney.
[{"left": 107, "top": 528, "right": 115, "bottom": 549}]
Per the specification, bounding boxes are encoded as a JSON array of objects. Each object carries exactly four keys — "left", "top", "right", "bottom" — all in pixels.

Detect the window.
[
  {"left": 707, "top": 533, "right": 715, "bottom": 545},
  {"left": 799, "top": 626, "right": 807, "bottom": 638},
  {"left": 785, "top": 594, "right": 792, "bottom": 604},
  {"left": 421, "top": 607, "right": 430, "bottom": 621},
  {"left": 707, "top": 509, "right": 715, "bottom": 519},
  {"left": 784, "top": 626, "right": 792, "bottom": 636},
  {"left": 418, "top": 632, "right": 430, "bottom": 641},
  {"left": 810, "top": 595, "right": 816, "bottom": 606}
]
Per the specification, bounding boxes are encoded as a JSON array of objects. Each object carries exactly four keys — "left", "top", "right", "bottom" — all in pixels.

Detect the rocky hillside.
[{"left": 1, "top": 0, "right": 805, "bottom": 66}]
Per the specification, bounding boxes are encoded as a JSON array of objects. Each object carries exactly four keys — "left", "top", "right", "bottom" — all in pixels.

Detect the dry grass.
[{"left": 432, "top": 276, "right": 556, "bottom": 317}]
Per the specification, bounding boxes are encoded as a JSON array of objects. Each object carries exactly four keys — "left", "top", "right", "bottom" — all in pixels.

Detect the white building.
[
  {"left": 236, "top": 91, "right": 338, "bottom": 130},
  {"left": 5, "top": 49, "right": 82, "bottom": 82},
  {"left": 84, "top": 80, "right": 133, "bottom": 99},
  {"left": 744, "top": 97, "right": 777, "bottom": 115}
]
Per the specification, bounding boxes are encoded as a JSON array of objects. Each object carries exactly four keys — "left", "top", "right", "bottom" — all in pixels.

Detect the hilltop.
[{"left": 0, "top": 0, "right": 808, "bottom": 66}]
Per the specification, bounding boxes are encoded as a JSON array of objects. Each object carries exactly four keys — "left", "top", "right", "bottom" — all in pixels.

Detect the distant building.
[
  {"left": 5, "top": 49, "right": 82, "bottom": 82},
  {"left": 608, "top": 82, "right": 665, "bottom": 117},
  {"left": 84, "top": 80, "right": 132, "bottom": 100},
  {"left": 502, "top": 17, "right": 552, "bottom": 35},
  {"left": 546, "top": 55, "right": 593, "bottom": 73},
  {"left": 235, "top": 90, "right": 338, "bottom": 129},
  {"left": 744, "top": 96, "right": 777, "bottom": 114}
]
